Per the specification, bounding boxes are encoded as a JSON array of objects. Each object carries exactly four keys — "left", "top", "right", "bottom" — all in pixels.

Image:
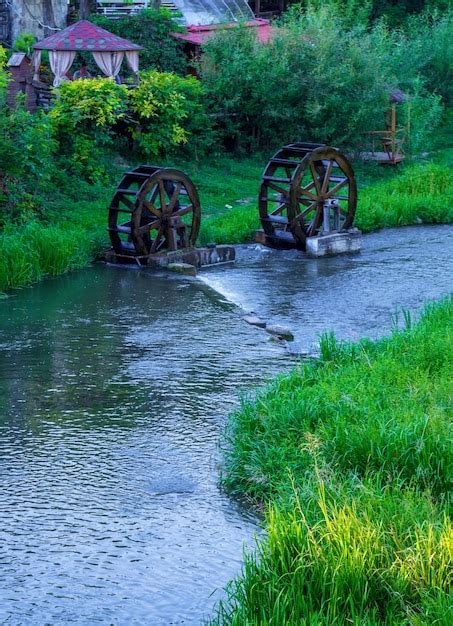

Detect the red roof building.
[{"left": 172, "top": 18, "right": 273, "bottom": 46}]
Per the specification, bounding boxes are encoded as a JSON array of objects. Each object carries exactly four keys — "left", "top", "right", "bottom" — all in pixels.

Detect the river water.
[{"left": 0, "top": 225, "right": 451, "bottom": 625}]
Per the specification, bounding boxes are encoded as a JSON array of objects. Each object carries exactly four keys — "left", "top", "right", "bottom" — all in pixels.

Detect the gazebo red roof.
[{"left": 33, "top": 20, "right": 143, "bottom": 52}]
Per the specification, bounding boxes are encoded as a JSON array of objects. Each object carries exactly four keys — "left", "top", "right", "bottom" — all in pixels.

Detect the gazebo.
[{"left": 32, "top": 20, "right": 143, "bottom": 87}]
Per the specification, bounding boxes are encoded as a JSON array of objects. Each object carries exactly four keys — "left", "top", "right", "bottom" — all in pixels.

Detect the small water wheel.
[
  {"left": 259, "top": 143, "right": 357, "bottom": 249},
  {"left": 108, "top": 166, "right": 201, "bottom": 258}
]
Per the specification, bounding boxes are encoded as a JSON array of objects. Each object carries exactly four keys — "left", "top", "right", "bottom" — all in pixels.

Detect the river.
[{"left": 0, "top": 224, "right": 451, "bottom": 625}]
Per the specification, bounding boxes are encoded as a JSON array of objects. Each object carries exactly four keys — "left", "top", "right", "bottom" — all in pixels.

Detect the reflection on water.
[
  {"left": 0, "top": 269, "right": 291, "bottom": 625},
  {"left": 0, "top": 224, "right": 451, "bottom": 624}
]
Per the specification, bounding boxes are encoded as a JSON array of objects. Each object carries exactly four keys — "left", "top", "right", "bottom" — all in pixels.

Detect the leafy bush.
[
  {"left": 92, "top": 9, "right": 186, "bottom": 75},
  {"left": 201, "top": 5, "right": 445, "bottom": 152},
  {"left": 404, "top": 11, "right": 453, "bottom": 105},
  {"left": 49, "top": 79, "right": 128, "bottom": 181},
  {"left": 50, "top": 78, "right": 129, "bottom": 133},
  {"left": 0, "top": 46, "right": 9, "bottom": 92},
  {"left": 12, "top": 33, "right": 36, "bottom": 55},
  {"left": 0, "top": 98, "right": 57, "bottom": 224},
  {"left": 129, "top": 70, "right": 214, "bottom": 158}
]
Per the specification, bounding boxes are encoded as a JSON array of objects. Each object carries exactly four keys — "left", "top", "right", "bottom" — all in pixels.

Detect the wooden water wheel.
[
  {"left": 108, "top": 166, "right": 201, "bottom": 258},
  {"left": 259, "top": 143, "right": 357, "bottom": 249}
]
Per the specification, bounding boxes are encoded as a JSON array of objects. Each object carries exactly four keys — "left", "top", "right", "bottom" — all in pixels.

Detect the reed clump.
[{"left": 212, "top": 296, "right": 453, "bottom": 625}]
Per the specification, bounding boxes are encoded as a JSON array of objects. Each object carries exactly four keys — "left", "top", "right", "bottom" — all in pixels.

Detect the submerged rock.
[
  {"left": 167, "top": 262, "right": 197, "bottom": 277},
  {"left": 266, "top": 324, "right": 294, "bottom": 341},
  {"left": 243, "top": 314, "right": 266, "bottom": 328}
]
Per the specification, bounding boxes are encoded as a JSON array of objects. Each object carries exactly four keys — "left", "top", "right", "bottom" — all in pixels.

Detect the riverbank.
[
  {"left": 211, "top": 295, "right": 452, "bottom": 624},
  {"left": 1, "top": 155, "right": 452, "bottom": 293}
]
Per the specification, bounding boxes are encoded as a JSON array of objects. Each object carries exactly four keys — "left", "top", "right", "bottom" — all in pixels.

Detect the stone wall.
[{"left": 10, "top": 0, "right": 69, "bottom": 43}]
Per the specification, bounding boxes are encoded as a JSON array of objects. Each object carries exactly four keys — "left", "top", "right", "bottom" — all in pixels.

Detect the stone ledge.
[{"left": 306, "top": 229, "right": 362, "bottom": 257}]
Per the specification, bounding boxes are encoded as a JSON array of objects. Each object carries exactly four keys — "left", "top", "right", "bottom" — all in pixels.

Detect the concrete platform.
[
  {"left": 105, "top": 245, "right": 236, "bottom": 271},
  {"left": 306, "top": 229, "right": 362, "bottom": 257}
]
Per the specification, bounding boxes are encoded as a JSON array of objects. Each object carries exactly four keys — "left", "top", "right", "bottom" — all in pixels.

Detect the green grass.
[
  {"left": 211, "top": 296, "right": 453, "bottom": 625},
  {"left": 198, "top": 160, "right": 453, "bottom": 245},
  {"left": 0, "top": 189, "right": 110, "bottom": 292},
  {"left": 1, "top": 150, "right": 452, "bottom": 292}
]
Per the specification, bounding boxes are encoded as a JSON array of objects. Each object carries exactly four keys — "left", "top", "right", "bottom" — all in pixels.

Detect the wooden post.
[
  {"left": 255, "top": 0, "right": 261, "bottom": 16},
  {"left": 391, "top": 104, "right": 396, "bottom": 164}
]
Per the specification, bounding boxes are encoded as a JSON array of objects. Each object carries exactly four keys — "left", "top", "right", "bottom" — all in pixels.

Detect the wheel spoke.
[
  {"left": 271, "top": 203, "right": 287, "bottom": 216},
  {"left": 321, "top": 161, "right": 333, "bottom": 194},
  {"left": 173, "top": 204, "right": 193, "bottom": 218},
  {"left": 267, "top": 182, "right": 289, "bottom": 197},
  {"left": 137, "top": 219, "right": 160, "bottom": 235},
  {"left": 167, "top": 183, "right": 182, "bottom": 213},
  {"left": 150, "top": 223, "right": 165, "bottom": 253},
  {"left": 143, "top": 201, "right": 162, "bottom": 219},
  {"left": 158, "top": 180, "right": 167, "bottom": 213},
  {"left": 299, "top": 202, "right": 318, "bottom": 218},
  {"left": 325, "top": 178, "right": 348, "bottom": 199},
  {"left": 298, "top": 187, "right": 317, "bottom": 201},
  {"left": 309, "top": 161, "right": 322, "bottom": 195}
]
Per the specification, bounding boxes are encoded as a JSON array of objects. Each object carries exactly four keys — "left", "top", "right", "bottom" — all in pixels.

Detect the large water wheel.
[
  {"left": 259, "top": 143, "right": 357, "bottom": 249},
  {"left": 108, "top": 166, "right": 201, "bottom": 258}
]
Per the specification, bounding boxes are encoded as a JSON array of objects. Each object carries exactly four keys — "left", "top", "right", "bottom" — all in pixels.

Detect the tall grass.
[
  {"left": 212, "top": 296, "right": 453, "bottom": 624},
  {"left": 0, "top": 198, "right": 108, "bottom": 292},
  {"left": 199, "top": 160, "right": 453, "bottom": 245}
]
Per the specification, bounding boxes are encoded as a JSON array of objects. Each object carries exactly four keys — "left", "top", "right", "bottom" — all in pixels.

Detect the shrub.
[
  {"left": 49, "top": 79, "right": 128, "bottom": 181},
  {"left": 0, "top": 98, "right": 57, "bottom": 224},
  {"left": 92, "top": 9, "right": 186, "bottom": 75},
  {"left": 129, "top": 70, "right": 214, "bottom": 158},
  {"left": 12, "top": 33, "right": 36, "bottom": 55},
  {"left": 0, "top": 46, "right": 9, "bottom": 92},
  {"left": 201, "top": 5, "right": 445, "bottom": 152},
  {"left": 50, "top": 78, "right": 129, "bottom": 134}
]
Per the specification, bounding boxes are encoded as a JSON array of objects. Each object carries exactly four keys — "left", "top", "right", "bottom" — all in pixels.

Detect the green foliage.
[
  {"left": 129, "top": 70, "right": 214, "bottom": 158},
  {"left": 12, "top": 33, "right": 36, "bottom": 55},
  {"left": 49, "top": 79, "right": 128, "bottom": 181},
  {"left": 403, "top": 11, "right": 453, "bottom": 106},
  {"left": 50, "top": 78, "right": 129, "bottom": 132},
  {"left": 212, "top": 295, "right": 453, "bottom": 624},
  {"left": 0, "top": 181, "right": 112, "bottom": 292},
  {"left": 0, "top": 46, "right": 9, "bottom": 92},
  {"left": 0, "top": 99, "right": 57, "bottom": 224},
  {"left": 92, "top": 9, "right": 186, "bottom": 75},
  {"left": 201, "top": 5, "right": 446, "bottom": 152},
  {"left": 286, "top": 0, "right": 450, "bottom": 27}
]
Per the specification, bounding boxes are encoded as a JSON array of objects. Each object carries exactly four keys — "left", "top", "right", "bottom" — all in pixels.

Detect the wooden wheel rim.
[
  {"left": 133, "top": 168, "right": 201, "bottom": 256},
  {"left": 258, "top": 143, "right": 326, "bottom": 247},
  {"left": 289, "top": 147, "right": 357, "bottom": 247},
  {"left": 108, "top": 166, "right": 201, "bottom": 257}
]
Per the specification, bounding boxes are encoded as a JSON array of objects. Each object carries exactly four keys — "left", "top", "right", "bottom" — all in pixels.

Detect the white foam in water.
[{"left": 197, "top": 275, "right": 248, "bottom": 310}]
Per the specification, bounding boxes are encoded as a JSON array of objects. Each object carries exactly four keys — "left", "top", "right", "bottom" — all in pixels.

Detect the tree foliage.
[{"left": 200, "top": 6, "right": 448, "bottom": 151}]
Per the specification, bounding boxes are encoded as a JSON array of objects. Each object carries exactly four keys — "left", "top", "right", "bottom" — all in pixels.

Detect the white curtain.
[
  {"left": 32, "top": 50, "right": 41, "bottom": 82},
  {"left": 92, "top": 51, "right": 124, "bottom": 78},
  {"left": 49, "top": 50, "right": 76, "bottom": 87},
  {"left": 125, "top": 50, "right": 139, "bottom": 76}
]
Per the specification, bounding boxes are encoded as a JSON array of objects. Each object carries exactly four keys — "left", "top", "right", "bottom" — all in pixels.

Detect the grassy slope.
[
  {"left": 1, "top": 146, "right": 451, "bottom": 292},
  {"left": 211, "top": 296, "right": 453, "bottom": 625}
]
